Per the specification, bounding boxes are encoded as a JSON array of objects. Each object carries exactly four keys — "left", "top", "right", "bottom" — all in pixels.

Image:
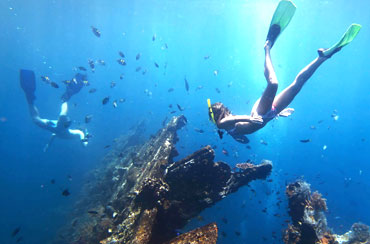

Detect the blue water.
[{"left": 1, "top": 0, "right": 369, "bottom": 243}]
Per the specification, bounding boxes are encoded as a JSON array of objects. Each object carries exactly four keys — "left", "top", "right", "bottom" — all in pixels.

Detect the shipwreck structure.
[
  {"left": 283, "top": 180, "right": 370, "bottom": 244},
  {"left": 57, "top": 116, "right": 272, "bottom": 244}
]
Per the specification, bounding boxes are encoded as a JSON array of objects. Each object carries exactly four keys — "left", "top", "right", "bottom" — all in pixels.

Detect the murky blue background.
[{"left": 1, "top": 0, "right": 369, "bottom": 243}]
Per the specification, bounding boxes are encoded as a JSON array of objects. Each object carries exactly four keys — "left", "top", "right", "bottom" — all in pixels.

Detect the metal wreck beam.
[{"left": 59, "top": 115, "right": 272, "bottom": 244}]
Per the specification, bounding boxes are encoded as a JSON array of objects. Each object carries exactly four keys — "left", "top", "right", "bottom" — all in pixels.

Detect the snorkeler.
[
  {"left": 20, "top": 69, "right": 88, "bottom": 151},
  {"left": 208, "top": 0, "right": 361, "bottom": 144}
]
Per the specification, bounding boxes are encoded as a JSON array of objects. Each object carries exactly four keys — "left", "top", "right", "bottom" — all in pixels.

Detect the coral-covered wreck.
[
  {"left": 57, "top": 116, "right": 272, "bottom": 244},
  {"left": 283, "top": 180, "right": 370, "bottom": 244}
]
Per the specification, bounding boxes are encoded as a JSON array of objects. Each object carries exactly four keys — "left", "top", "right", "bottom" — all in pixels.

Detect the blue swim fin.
[{"left": 20, "top": 69, "right": 36, "bottom": 104}]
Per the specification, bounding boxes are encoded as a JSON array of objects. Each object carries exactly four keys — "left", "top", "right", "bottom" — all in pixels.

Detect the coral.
[{"left": 311, "top": 191, "right": 327, "bottom": 212}]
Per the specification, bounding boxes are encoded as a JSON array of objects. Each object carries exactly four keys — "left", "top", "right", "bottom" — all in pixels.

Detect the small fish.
[
  {"left": 168, "top": 104, "right": 173, "bottom": 108},
  {"left": 221, "top": 217, "right": 228, "bottom": 224},
  {"left": 119, "top": 98, "right": 125, "bottom": 103},
  {"left": 177, "top": 104, "right": 184, "bottom": 111},
  {"left": 222, "top": 148, "right": 229, "bottom": 156},
  {"left": 41, "top": 76, "right": 50, "bottom": 84},
  {"left": 221, "top": 231, "right": 227, "bottom": 237},
  {"left": 142, "top": 69, "right": 147, "bottom": 75},
  {"left": 11, "top": 227, "right": 21, "bottom": 237},
  {"left": 67, "top": 175, "right": 72, "bottom": 181},
  {"left": 323, "top": 145, "right": 327, "bottom": 150},
  {"left": 62, "top": 189, "right": 70, "bottom": 196},
  {"left": 88, "top": 210, "right": 99, "bottom": 215},
  {"left": 204, "top": 55, "right": 210, "bottom": 60},
  {"left": 184, "top": 77, "right": 189, "bottom": 92},
  {"left": 195, "top": 85, "right": 203, "bottom": 91},
  {"left": 235, "top": 231, "right": 241, "bottom": 236},
  {"left": 318, "top": 120, "right": 324, "bottom": 124},
  {"left": 50, "top": 179, "right": 55, "bottom": 184},
  {"left": 170, "top": 111, "right": 176, "bottom": 114},
  {"left": 78, "top": 66, "right": 87, "bottom": 71},
  {"left": 135, "top": 66, "right": 142, "bottom": 72},
  {"left": 194, "top": 128, "right": 204, "bottom": 133},
  {"left": 88, "top": 59, "right": 95, "bottom": 71},
  {"left": 110, "top": 81, "right": 116, "bottom": 88},
  {"left": 300, "top": 139, "right": 311, "bottom": 143},
  {"left": 154, "top": 62, "right": 159, "bottom": 68},
  {"left": 152, "top": 34, "right": 156, "bottom": 41},
  {"left": 89, "top": 88, "right": 97, "bottom": 93},
  {"left": 117, "top": 59, "right": 126, "bottom": 66},
  {"left": 85, "top": 114, "right": 93, "bottom": 123},
  {"left": 91, "top": 26, "right": 101, "bottom": 37},
  {"left": 102, "top": 96, "right": 110, "bottom": 105},
  {"left": 118, "top": 51, "right": 125, "bottom": 58},
  {"left": 16, "top": 236, "right": 23, "bottom": 243},
  {"left": 50, "top": 81, "right": 59, "bottom": 88},
  {"left": 260, "top": 139, "right": 268, "bottom": 145},
  {"left": 215, "top": 88, "right": 221, "bottom": 93},
  {"left": 98, "top": 59, "right": 106, "bottom": 66},
  {"left": 119, "top": 74, "right": 124, "bottom": 80},
  {"left": 217, "top": 130, "right": 224, "bottom": 139},
  {"left": 168, "top": 88, "right": 174, "bottom": 92},
  {"left": 136, "top": 53, "right": 141, "bottom": 60},
  {"left": 113, "top": 100, "right": 118, "bottom": 108},
  {"left": 227, "top": 82, "right": 233, "bottom": 88},
  {"left": 213, "top": 70, "right": 219, "bottom": 76},
  {"left": 104, "top": 145, "right": 111, "bottom": 149}
]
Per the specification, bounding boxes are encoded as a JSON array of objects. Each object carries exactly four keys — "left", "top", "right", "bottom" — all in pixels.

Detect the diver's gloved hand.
[{"left": 278, "top": 108, "right": 294, "bottom": 117}]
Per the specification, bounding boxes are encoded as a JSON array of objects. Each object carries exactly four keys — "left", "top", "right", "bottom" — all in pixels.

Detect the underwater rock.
[
  {"left": 165, "top": 222, "right": 218, "bottom": 244},
  {"left": 58, "top": 115, "right": 272, "bottom": 244},
  {"left": 283, "top": 180, "right": 370, "bottom": 244}
]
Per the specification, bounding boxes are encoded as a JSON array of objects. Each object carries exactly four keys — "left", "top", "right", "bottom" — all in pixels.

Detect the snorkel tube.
[{"left": 207, "top": 98, "right": 216, "bottom": 124}]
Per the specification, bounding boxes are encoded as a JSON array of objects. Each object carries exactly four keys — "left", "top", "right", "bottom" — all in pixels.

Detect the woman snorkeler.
[{"left": 207, "top": 0, "right": 361, "bottom": 144}]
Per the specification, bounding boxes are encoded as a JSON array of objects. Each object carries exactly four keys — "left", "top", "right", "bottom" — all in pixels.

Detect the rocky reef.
[
  {"left": 57, "top": 115, "right": 273, "bottom": 244},
  {"left": 283, "top": 180, "right": 370, "bottom": 244}
]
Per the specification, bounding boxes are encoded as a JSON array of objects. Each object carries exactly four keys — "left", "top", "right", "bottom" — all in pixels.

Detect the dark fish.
[
  {"left": 62, "top": 189, "right": 70, "bottom": 196},
  {"left": 91, "top": 26, "right": 101, "bottom": 37},
  {"left": 113, "top": 100, "right": 118, "bottom": 108},
  {"left": 88, "top": 210, "right": 99, "bottom": 215},
  {"left": 170, "top": 111, "right": 176, "bottom": 114},
  {"left": 162, "top": 43, "right": 168, "bottom": 49},
  {"left": 41, "top": 76, "right": 50, "bottom": 84},
  {"left": 50, "top": 179, "right": 55, "bottom": 184},
  {"left": 217, "top": 130, "right": 224, "bottom": 139},
  {"left": 318, "top": 120, "right": 324, "bottom": 124},
  {"left": 168, "top": 88, "right": 174, "bottom": 92},
  {"left": 102, "top": 96, "right": 110, "bottom": 105},
  {"left": 118, "top": 51, "right": 125, "bottom": 58},
  {"left": 88, "top": 59, "right": 95, "bottom": 71},
  {"left": 300, "top": 139, "right": 311, "bottom": 143},
  {"left": 110, "top": 81, "right": 116, "bottom": 88},
  {"left": 85, "top": 114, "right": 93, "bottom": 123},
  {"left": 50, "top": 81, "right": 59, "bottom": 88},
  {"left": 78, "top": 66, "right": 87, "bottom": 71},
  {"left": 89, "top": 88, "right": 97, "bottom": 93},
  {"left": 152, "top": 34, "right": 156, "bottom": 41},
  {"left": 221, "top": 217, "right": 228, "bottom": 224},
  {"left": 119, "top": 98, "right": 125, "bottom": 103},
  {"left": 136, "top": 53, "right": 141, "bottom": 60},
  {"left": 104, "top": 145, "right": 110, "bottom": 149},
  {"left": 204, "top": 55, "right": 210, "bottom": 60},
  {"left": 215, "top": 88, "right": 221, "bottom": 93},
  {"left": 117, "top": 59, "right": 126, "bottom": 66},
  {"left": 194, "top": 128, "right": 204, "bottom": 133},
  {"left": 184, "top": 77, "right": 189, "bottom": 92},
  {"left": 221, "top": 231, "right": 227, "bottom": 237},
  {"left": 177, "top": 104, "right": 184, "bottom": 111},
  {"left": 119, "top": 73, "right": 124, "bottom": 79},
  {"left": 154, "top": 62, "right": 159, "bottom": 68},
  {"left": 11, "top": 227, "right": 21, "bottom": 237},
  {"left": 135, "top": 67, "right": 142, "bottom": 72}
]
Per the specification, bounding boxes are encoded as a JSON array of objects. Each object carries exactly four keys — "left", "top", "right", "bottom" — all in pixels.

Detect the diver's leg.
[
  {"left": 273, "top": 56, "right": 328, "bottom": 112},
  {"left": 28, "top": 104, "right": 51, "bottom": 129},
  {"left": 60, "top": 102, "right": 68, "bottom": 116},
  {"left": 256, "top": 41, "right": 279, "bottom": 115}
]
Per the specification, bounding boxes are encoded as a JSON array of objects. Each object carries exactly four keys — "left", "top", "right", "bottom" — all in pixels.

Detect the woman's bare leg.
[
  {"left": 273, "top": 55, "right": 329, "bottom": 113},
  {"left": 256, "top": 40, "right": 279, "bottom": 115}
]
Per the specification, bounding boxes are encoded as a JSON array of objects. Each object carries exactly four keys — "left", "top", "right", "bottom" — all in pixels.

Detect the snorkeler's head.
[
  {"left": 210, "top": 102, "right": 231, "bottom": 124},
  {"left": 57, "top": 115, "right": 72, "bottom": 128}
]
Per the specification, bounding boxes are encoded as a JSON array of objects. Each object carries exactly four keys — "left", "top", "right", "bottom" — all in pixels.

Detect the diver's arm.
[
  {"left": 218, "top": 115, "right": 263, "bottom": 128},
  {"left": 69, "top": 129, "right": 88, "bottom": 146},
  {"left": 43, "top": 133, "right": 56, "bottom": 152}
]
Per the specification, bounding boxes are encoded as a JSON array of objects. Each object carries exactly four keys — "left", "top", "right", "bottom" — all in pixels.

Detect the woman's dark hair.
[{"left": 211, "top": 102, "right": 231, "bottom": 123}]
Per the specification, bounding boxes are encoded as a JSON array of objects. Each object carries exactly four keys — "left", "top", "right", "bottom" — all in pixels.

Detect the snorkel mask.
[{"left": 207, "top": 98, "right": 216, "bottom": 124}]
